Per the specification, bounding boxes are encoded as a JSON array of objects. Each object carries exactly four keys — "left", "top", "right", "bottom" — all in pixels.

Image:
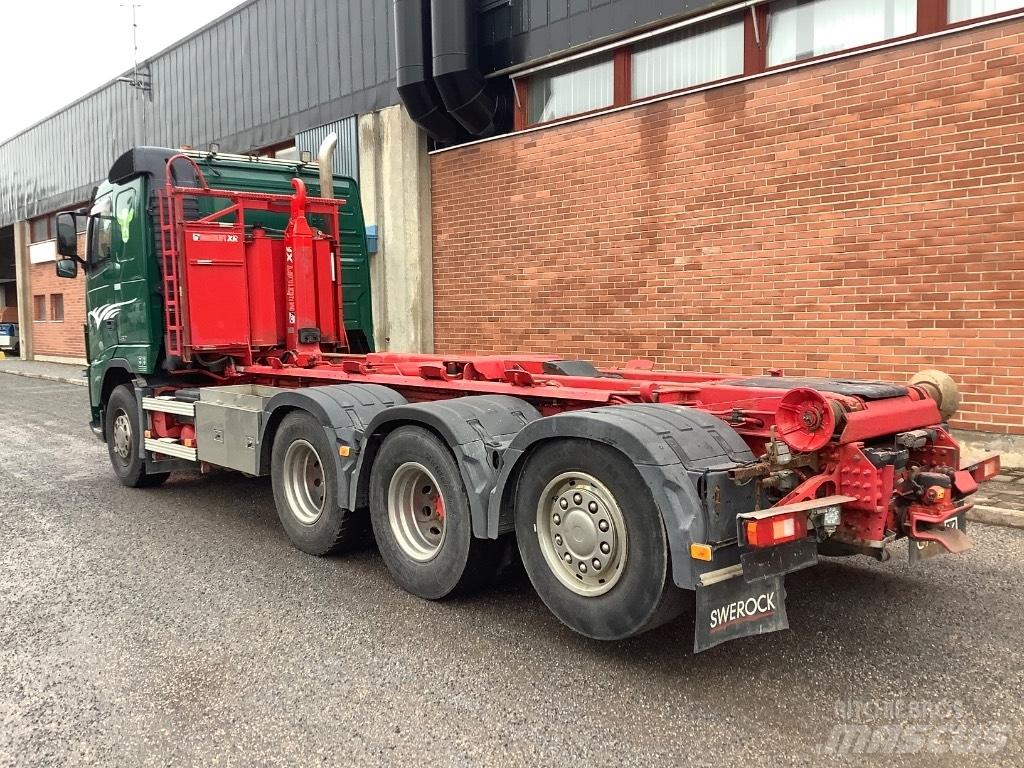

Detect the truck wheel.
[
  {"left": 271, "top": 411, "right": 362, "bottom": 555},
  {"left": 369, "top": 426, "right": 497, "bottom": 599},
  {"left": 514, "top": 439, "right": 687, "bottom": 640},
  {"left": 105, "top": 384, "right": 170, "bottom": 488}
]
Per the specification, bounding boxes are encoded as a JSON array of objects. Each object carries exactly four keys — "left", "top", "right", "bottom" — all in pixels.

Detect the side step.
[
  {"left": 142, "top": 395, "right": 196, "bottom": 417},
  {"left": 144, "top": 437, "right": 198, "bottom": 462},
  {"left": 142, "top": 396, "right": 198, "bottom": 461}
]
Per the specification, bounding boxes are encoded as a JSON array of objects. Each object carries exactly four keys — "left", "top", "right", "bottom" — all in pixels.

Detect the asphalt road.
[{"left": 1, "top": 374, "right": 1022, "bottom": 767}]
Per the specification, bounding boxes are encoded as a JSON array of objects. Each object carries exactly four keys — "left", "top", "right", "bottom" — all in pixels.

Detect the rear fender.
[
  {"left": 489, "top": 404, "right": 756, "bottom": 589},
  {"left": 259, "top": 384, "right": 407, "bottom": 506},
  {"left": 356, "top": 396, "right": 541, "bottom": 537}
]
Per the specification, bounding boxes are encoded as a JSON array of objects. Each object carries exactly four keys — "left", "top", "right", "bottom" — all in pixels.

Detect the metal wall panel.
[
  {"left": 0, "top": 0, "right": 398, "bottom": 228},
  {"left": 296, "top": 116, "right": 360, "bottom": 181},
  {"left": 478, "top": 0, "right": 735, "bottom": 72},
  {"left": 0, "top": 0, "right": 734, "bottom": 227}
]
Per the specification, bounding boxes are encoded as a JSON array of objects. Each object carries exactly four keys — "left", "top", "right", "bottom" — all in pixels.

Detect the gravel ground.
[{"left": 1, "top": 373, "right": 1022, "bottom": 767}]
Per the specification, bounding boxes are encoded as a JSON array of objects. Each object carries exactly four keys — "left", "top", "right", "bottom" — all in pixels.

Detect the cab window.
[
  {"left": 114, "top": 187, "right": 139, "bottom": 263},
  {"left": 89, "top": 194, "right": 114, "bottom": 266}
]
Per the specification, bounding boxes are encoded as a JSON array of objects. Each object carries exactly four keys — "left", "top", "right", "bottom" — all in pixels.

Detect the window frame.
[
  {"left": 29, "top": 216, "right": 53, "bottom": 244},
  {"left": 521, "top": 53, "right": 620, "bottom": 129},
  {"left": 49, "top": 293, "right": 65, "bottom": 323},
  {"left": 629, "top": 12, "right": 748, "bottom": 102},
  {"left": 943, "top": 0, "right": 1023, "bottom": 27},
  {"left": 32, "top": 295, "right": 47, "bottom": 323},
  {"left": 764, "top": 0, "right": 921, "bottom": 69},
  {"left": 512, "top": 0, "right": 1022, "bottom": 129}
]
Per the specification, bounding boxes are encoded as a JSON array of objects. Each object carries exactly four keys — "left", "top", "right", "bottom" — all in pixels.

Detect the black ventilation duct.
[
  {"left": 430, "top": 0, "right": 495, "bottom": 137},
  {"left": 394, "top": 0, "right": 462, "bottom": 143}
]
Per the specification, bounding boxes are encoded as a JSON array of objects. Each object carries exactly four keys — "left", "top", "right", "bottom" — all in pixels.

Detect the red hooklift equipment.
[
  {"left": 154, "top": 166, "right": 989, "bottom": 559},
  {"left": 157, "top": 154, "right": 349, "bottom": 368}
]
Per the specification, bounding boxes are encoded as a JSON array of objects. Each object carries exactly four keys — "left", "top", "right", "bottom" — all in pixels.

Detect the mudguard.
[
  {"left": 488, "top": 404, "right": 756, "bottom": 590},
  {"left": 356, "top": 396, "right": 541, "bottom": 537},
  {"left": 260, "top": 384, "right": 407, "bottom": 508}
]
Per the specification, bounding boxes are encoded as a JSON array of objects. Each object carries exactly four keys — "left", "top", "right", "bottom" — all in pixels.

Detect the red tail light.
[{"left": 744, "top": 511, "right": 806, "bottom": 548}]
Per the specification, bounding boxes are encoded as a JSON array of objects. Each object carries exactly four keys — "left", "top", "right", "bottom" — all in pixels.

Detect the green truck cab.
[{"left": 54, "top": 147, "right": 374, "bottom": 434}]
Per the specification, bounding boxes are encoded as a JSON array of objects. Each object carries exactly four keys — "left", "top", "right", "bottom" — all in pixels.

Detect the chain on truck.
[{"left": 52, "top": 140, "right": 1001, "bottom": 652}]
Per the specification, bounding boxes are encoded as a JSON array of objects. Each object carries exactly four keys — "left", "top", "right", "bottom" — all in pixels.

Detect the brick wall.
[
  {"left": 28, "top": 260, "right": 86, "bottom": 359},
  {"left": 431, "top": 19, "right": 1024, "bottom": 435}
]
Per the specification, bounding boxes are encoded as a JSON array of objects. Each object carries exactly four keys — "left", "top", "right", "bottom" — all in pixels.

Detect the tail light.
[{"left": 743, "top": 511, "right": 806, "bottom": 548}]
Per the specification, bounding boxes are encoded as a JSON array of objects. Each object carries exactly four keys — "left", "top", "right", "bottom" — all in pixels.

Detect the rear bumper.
[{"left": 741, "top": 538, "right": 818, "bottom": 582}]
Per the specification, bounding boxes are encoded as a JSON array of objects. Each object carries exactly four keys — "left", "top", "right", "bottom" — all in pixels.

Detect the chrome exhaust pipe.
[{"left": 317, "top": 132, "right": 339, "bottom": 199}]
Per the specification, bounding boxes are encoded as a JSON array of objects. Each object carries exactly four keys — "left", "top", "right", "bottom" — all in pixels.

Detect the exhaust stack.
[{"left": 317, "top": 132, "right": 339, "bottom": 199}]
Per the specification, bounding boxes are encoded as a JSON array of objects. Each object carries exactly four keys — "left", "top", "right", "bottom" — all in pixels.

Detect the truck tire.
[
  {"left": 105, "top": 384, "right": 170, "bottom": 488},
  {"left": 271, "top": 411, "right": 364, "bottom": 555},
  {"left": 514, "top": 439, "right": 688, "bottom": 640},
  {"left": 368, "top": 426, "right": 498, "bottom": 599}
]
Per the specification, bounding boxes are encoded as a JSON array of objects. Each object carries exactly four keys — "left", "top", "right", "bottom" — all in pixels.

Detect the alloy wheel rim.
[
  {"left": 387, "top": 462, "right": 447, "bottom": 562},
  {"left": 282, "top": 439, "right": 326, "bottom": 525},
  {"left": 112, "top": 411, "right": 132, "bottom": 462},
  {"left": 536, "top": 471, "right": 627, "bottom": 596}
]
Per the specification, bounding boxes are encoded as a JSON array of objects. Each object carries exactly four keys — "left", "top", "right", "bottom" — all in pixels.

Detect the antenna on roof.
[{"left": 116, "top": 3, "right": 151, "bottom": 93}]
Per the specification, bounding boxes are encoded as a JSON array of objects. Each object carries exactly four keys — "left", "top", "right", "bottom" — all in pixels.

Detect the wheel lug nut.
[
  {"left": 572, "top": 493, "right": 582, "bottom": 505},
  {"left": 588, "top": 501, "right": 598, "bottom": 514},
  {"left": 578, "top": 562, "right": 587, "bottom": 573},
  {"left": 563, "top": 553, "right": 572, "bottom": 563},
  {"left": 553, "top": 514, "right": 561, "bottom": 525},
  {"left": 592, "top": 559, "right": 601, "bottom": 570},
  {"left": 559, "top": 498, "right": 568, "bottom": 510},
  {"left": 600, "top": 542, "right": 610, "bottom": 554},
  {"left": 554, "top": 535, "right": 563, "bottom": 546},
  {"left": 598, "top": 520, "right": 609, "bottom": 532}
]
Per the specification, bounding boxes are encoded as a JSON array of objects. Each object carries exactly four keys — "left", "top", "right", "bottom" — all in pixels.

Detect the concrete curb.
[
  {"left": 0, "top": 369, "right": 87, "bottom": 387},
  {"left": 968, "top": 505, "right": 1024, "bottom": 530}
]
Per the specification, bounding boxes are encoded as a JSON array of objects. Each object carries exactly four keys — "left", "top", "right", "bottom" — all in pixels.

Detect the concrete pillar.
[
  {"left": 12, "top": 220, "right": 32, "bottom": 360},
  {"left": 357, "top": 105, "right": 433, "bottom": 353}
]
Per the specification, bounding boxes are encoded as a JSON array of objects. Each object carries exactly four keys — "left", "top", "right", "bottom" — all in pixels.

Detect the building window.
[
  {"left": 29, "top": 216, "right": 53, "bottom": 244},
  {"left": 49, "top": 294, "right": 64, "bottom": 322},
  {"left": 632, "top": 15, "right": 745, "bottom": 100},
  {"left": 766, "top": 0, "right": 916, "bottom": 66},
  {"left": 33, "top": 295, "right": 46, "bottom": 322},
  {"left": 527, "top": 55, "right": 615, "bottom": 125},
  {"left": 948, "top": 0, "right": 1022, "bottom": 21}
]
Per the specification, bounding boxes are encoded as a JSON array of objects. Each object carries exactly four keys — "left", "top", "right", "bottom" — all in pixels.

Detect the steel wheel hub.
[
  {"left": 387, "top": 462, "right": 446, "bottom": 562},
  {"left": 112, "top": 411, "right": 132, "bottom": 461},
  {"left": 537, "top": 472, "right": 627, "bottom": 596},
  {"left": 282, "top": 439, "right": 326, "bottom": 525}
]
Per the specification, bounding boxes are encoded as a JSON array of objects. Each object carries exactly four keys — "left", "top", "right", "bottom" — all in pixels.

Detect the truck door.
[
  {"left": 86, "top": 192, "right": 120, "bottom": 368},
  {"left": 109, "top": 180, "right": 156, "bottom": 371}
]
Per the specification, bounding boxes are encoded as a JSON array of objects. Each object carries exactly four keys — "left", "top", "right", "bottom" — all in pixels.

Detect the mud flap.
[
  {"left": 694, "top": 572, "right": 789, "bottom": 653},
  {"left": 909, "top": 512, "right": 969, "bottom": 563}
]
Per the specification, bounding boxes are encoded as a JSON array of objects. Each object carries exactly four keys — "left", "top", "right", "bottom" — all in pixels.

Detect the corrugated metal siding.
[
  {"left": 478, "top": 0, "right": 734, "bottom": 72},
  {"left": 296, "top": 116, "right": 360, "bottom": 181},
  {"left": 0, "top": 0, "right": 398, "bottom": 228}
]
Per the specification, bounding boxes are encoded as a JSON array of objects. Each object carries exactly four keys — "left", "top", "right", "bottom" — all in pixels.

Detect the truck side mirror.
[
  {"left": 55, "top": 257, "right": 79, "bottom": 279},
  {"left": 55, "top": 212, "right": 79, "bottom": 258}
]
